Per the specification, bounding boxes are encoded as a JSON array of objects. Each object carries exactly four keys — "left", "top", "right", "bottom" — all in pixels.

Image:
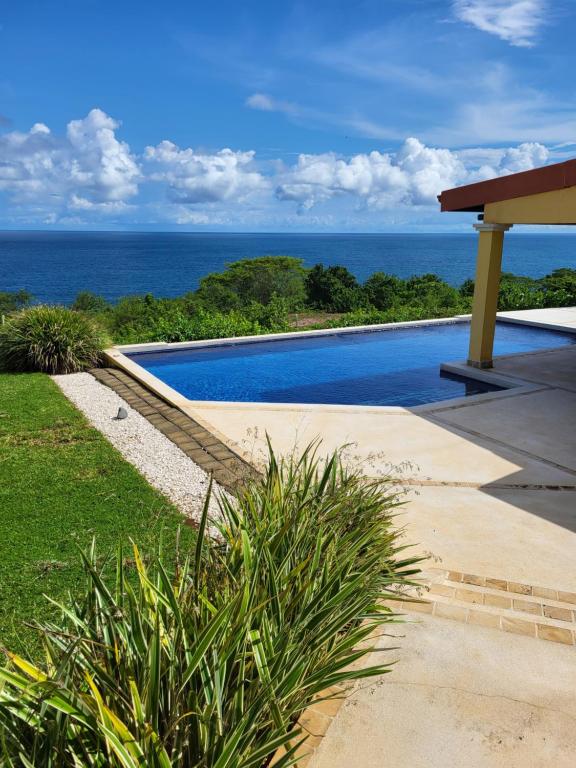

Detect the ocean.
[{"left": 1, "top": 231, "right": 575, "bottom": 305}]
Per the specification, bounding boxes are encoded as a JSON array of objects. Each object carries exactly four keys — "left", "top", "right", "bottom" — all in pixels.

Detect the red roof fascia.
[{"left": 438, "top": 158, "right": 576, "bottom": 213}]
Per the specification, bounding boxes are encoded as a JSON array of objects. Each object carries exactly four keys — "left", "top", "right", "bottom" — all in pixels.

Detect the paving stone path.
[{"left": 90, "top": 368, "right": 259, "bottom": 495}]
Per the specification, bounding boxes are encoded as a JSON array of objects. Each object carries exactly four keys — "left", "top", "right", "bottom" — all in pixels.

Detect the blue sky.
[{"left": 1, "top": 0, "right": 575, "bottom": 231}]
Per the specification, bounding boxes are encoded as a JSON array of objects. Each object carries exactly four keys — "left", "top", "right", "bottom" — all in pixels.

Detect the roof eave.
[{"left": 438, "top": 158, "right": 576, "bottom": 213}]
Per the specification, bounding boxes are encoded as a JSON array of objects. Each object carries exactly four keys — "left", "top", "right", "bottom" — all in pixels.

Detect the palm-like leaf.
[{"left": 0, "top": 442, "right": 421, "bottom": 766}]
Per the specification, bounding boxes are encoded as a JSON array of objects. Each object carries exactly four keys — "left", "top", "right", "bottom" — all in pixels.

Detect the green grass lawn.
[{"left": 0, "top": 372, "right": 191, "bottom": 655}]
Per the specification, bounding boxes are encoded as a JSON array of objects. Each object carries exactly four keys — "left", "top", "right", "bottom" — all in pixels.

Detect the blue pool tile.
[{"left": 127, "top": 321, "right": 574, "bottom": 408}]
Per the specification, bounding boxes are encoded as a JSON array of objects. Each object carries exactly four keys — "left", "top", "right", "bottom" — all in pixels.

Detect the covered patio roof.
[
  {"left": 439, "top": 158, "right": 576, "bottom": 368},
  {"left": 438, "top": 158, "right": 576, "bottom": 223}
]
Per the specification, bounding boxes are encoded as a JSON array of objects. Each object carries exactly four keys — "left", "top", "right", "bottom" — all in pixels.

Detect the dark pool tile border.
[{"left": 90, "top": 368, "right": 260, "bottom": 495}]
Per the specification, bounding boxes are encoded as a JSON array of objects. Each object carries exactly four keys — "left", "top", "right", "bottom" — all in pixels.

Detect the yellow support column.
[{"left": 468, "top": 222, "right": 512, "bottom": 368}]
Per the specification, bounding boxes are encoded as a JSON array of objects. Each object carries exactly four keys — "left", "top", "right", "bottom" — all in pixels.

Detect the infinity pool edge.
[{"left": 103, "top": 314, "right": 566, "bottom": 418}]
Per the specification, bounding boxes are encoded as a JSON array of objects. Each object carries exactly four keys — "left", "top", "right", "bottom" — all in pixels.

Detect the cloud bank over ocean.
[
  {"left": 0, "top": 108, "right": 553, "bottom": 230},
  {"left": 2, "top": 0, "right": 574, "bottom": 230}
]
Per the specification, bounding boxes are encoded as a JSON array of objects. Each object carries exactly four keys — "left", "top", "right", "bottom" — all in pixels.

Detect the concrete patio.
[
  {"left": 308, "top": 612, "right": 576, "bottom": 768},
  {"left": 181, "top": 307, "right": 576, "bottom": 766},
  {"left": 186, "top": 310, "right": 576, "bottom": 591}
]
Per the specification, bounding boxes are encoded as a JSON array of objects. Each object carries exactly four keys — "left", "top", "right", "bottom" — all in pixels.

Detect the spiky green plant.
[
  {"left": 0, "top": 305, "right": 107, "bottom": 374},
  {"left": 0, "top": 443, "right": 420, "bottom": 767}
]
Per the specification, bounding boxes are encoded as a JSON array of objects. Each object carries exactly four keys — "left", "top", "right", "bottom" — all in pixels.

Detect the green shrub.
[
  {"left": 112, "top": 299, "right": 289, "bottom": 345},
  {"left": 145, "top": 307, "right": 262, "bottom": 343},
  {"left": 402, "top": 273, "right": 462, "bottom": 310},
  {"left": 541, "top": 268, "right": 576, "bottom": 307},
  {"left": 332, "top": 302, "right": 462, "bottom": 329},
  {"left": 459, "top": 278, "right": 475, "bottom": 298},
  {"left": 197, "top": 256, "right": 307, "bottom": 310},
  {"left": 363, "top": 272, "right": 403, "bottom": 310},
  {"left": 71, "top": 291, "right": 110, "bottom": 314},
  {"left": 107, "top": 294, "right": 159, "bottom": 339},
  {"left": 306, "top": 264, "right": 366, "bottom": 312},
  {"left": 0, "top": 289, "right": 32, "bottom": 316},
  {"left": 498, "top": 273, "right": 545, "bottom": 311},
  {"left": 194, "top": 281, "right": 242, "bottom": 312},
  {"left": 0, "top": 443, "right": 419, "bottom": 767},
  {"left": 242, "top": 295, "right": 290, "bottom": 332},
  {"left": 0, "top": 305, "right": 107, "bottom": 374},
  {"left": 459, "top": 269, "right": 576, "bottom": 311}
]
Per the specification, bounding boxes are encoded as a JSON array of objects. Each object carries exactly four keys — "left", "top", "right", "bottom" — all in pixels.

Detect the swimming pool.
[{"left": 125, "top": 320, "right": 575, "bottom": 408}]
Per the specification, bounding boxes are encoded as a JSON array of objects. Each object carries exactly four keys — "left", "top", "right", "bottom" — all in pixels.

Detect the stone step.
[
  {"left": 397, "top": 594, "right": 575, "bottom": 645},
  {"left": 434, "top": 579, "right": 576, "bottom": 611},
  {"left": 425, "top": 567, "right": 576, "bottom": 607},
  {"left": 391, "top": 568, "right": 576, "bottom": 646},
  {"left": 426, "top": 583, "right": 576, "bottom": 624},
  {"left": 423, "top": 590, "right": 575, "bottom": 629},
  {"left": 411, "top": 569, "right": 576, "bottom": 618}
]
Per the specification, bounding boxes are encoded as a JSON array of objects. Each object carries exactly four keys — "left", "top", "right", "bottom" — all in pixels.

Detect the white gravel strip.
[{"left": 52, "top": 372, "right": 223, "bottom": 522}]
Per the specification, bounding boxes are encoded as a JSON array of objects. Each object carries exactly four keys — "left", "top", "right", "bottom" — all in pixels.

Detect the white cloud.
[
  {"left": 167, "top": 207, "right": 231, "bottom": 226},
  {"left": 246, "top": 93, "right": 301, "bottom": 117},
  {"left": 494, "top": 141, "right": 549, "bottom": 173},
  {"left": 453, "top": 0, "right": 546, "bottom": 47},
  {"left": 276, "top": 137, "right": 549, "bottom": 210},
  {"left": 276, "top": 150, "right": 410, "bottom": 210},
  {"left": 68, "top": 194, "right": 133, "bottom": 213},
  {"left": 65, "top": 110, "right": 139, "bottom": 201},
  {"left": 0, "top": 107, "right": 554, "bottom": 227},
  {"left": 246, "top": 93, "right": 276, "bottom": 111},
  {"left": 0, "top": 108, "right": 139, "bottom": 207},
  {"left": 144, "top": 140, "right": 267, "bottom": 203}
]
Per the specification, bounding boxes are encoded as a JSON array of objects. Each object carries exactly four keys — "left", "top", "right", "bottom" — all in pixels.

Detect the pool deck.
[
  {"left": 179, "top": 308, "right": 576, "bottom": 592},
  {"left": 498, "top": 305, "right": 576, "bottom": 331},
  {"left": 102, "top": 306, "right": 576, "bottom": 767},
  {"left": 177, "top": 307, "right": 576, "bottom": 767}
]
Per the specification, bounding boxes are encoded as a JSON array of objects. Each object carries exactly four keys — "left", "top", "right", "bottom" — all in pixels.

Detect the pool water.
[{"left": 127, "top": 321, "right": 575, "bottom": 408}]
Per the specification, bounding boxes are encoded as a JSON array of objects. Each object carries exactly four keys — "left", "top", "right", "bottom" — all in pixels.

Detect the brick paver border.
[
  {"left": 402, "top": 568, "right": 576, "bottom": 646},
  {"left": 445, "top": 569, "right": 576, "bottom": 604},
  {"left": 90, "top": 367, "right": 259, "bottom": 495}
]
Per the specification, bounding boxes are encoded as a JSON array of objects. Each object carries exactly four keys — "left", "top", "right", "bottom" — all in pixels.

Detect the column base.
[{"left": 467, "top": 359, "right": 493, "bottom": 369}]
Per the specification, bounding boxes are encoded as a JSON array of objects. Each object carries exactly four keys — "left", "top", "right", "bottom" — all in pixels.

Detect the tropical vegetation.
[
  {"left": 2, "top": 257, "right": 575, "bottom": 351},
  {"left": 0, "top": 442, "right": 418, "bottom": 767},
  {"left": 0, "top": 305, "right": 107, "bottom": 374}
]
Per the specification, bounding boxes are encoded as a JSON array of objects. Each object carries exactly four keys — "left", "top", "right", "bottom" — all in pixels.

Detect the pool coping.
[
  {"left": 103, "top": 315, "right": 574, "bottom": 423},
  {"left": 111, "top": 315, "right": 472, "bottom": 355}
]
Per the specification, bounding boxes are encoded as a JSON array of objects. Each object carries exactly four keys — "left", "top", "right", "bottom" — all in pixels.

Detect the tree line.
[{"left": 2, "top": 256, "right": 575, "bottom": 344}]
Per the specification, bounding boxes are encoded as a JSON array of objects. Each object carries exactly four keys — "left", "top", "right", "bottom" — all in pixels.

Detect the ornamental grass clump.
[
  {"left": 0, "top": 443, "right": 419, "bottom": 767},
  {"left": 0, "top": 305, "right": 106, "bottom": 374}
]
